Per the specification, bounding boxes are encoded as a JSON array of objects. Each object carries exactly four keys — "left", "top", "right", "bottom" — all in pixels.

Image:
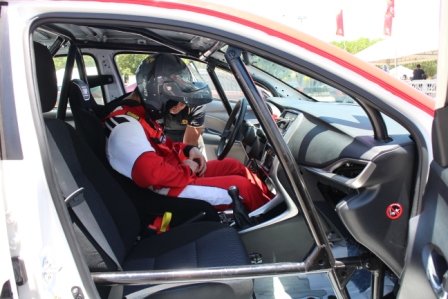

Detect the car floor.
[{"left": 253, "top": 241, "right": 395, "bottom": 299}]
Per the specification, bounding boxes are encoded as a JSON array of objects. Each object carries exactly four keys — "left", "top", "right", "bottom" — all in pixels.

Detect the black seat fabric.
[
  {"left": 68, "top": 79, "right": 108, "bottom": 161},
  {"left": 35, "top": 42, "right": 252, "bottom": 299}
]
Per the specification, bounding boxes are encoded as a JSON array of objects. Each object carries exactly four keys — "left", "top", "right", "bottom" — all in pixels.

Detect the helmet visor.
[{"left": 160, "top": 74, "right": 212, "bottom": 106}]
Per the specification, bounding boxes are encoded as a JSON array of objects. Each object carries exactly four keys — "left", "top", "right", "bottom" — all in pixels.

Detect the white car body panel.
[{"left": 0, "top": 1, "right": 443, "bottom": 298}]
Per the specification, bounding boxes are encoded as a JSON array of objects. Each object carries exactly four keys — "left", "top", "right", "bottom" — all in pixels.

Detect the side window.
[
  {"left": 53, "top": 54, "right": 104, "bottom": 105},
  {"left": 250, "top": 55, "right": 356, "bottom": 104},
  {"left": 183, "top": 59, "right": 223, "bottom": 98},
  {"left": 213, "top": 68, "right": 244, "bottom": 102},
  {"left": 187, "top": 61, "right": 244, "bottom": 102},
  {"left": 83, "top": 55, "right": 104, "bottom": 104},
  {"left": 114, "top": 53, "right": 149, "bottom": 93},
  {"left": 114, "top": 54, "right": 257, "bottom": 105},
  {"left": 53, "top": 55, "right": 70, "bottom": 105}
]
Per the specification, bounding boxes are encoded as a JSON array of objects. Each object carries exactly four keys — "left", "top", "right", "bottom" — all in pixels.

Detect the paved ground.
[
  {"left": 254, "top": 275, "right": 332, "bottom": 299},
  {"left": 253, "top": 270, "right": 395, "bottom": 299},
  {"left": 252, "top": 241, "right": 395, "bottom": 299}
]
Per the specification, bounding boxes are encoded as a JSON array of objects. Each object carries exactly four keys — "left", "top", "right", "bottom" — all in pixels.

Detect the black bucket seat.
[{"left": 34, "top": 41, "right": 253, "bottom": 299}]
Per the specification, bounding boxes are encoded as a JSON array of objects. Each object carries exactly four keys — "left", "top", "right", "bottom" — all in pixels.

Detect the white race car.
[{"left": 0, "top": 1, "right": 447, "bottom": 299}]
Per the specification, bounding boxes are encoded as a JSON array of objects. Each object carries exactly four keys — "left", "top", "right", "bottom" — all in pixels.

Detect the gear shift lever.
[{"left": 228, "top": 186, "right": 253, "bottom": 229}]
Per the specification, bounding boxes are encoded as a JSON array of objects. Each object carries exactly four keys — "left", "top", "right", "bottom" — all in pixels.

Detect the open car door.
[{"left": 398, "top": 3, "right": 448, "bottom": 298}]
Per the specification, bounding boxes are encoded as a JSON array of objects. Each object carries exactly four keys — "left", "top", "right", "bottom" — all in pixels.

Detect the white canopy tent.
[
  {"left": 355, "top": 34, "right": 438, "bottom": 66},
  {"left": 388, "top": 65, "right": 413, "bottom": 79}
]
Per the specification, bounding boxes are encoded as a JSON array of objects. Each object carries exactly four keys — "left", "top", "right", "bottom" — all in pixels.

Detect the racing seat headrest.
[{"left": 33, "top": 42, "right": 58, "bottom": 113}]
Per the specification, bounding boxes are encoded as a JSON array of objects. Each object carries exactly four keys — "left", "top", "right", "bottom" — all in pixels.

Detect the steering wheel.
[{"left": 216, "top": 98, "right": 248, "bottom": 160}]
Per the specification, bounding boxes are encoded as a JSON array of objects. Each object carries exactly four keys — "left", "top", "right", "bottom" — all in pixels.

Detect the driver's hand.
[
  {"left": 188, "top": 147, "right": 207, "bottom": 176},
  {"left": 183, "top": 159, "right": 199, "bottom": 175}
]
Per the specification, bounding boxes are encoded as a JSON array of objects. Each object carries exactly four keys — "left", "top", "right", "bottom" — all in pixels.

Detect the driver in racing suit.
[
  {"left": 104, "top": 54, "right": 272, "bottom": 211},
  {"left": 162, "top": 100, "right": 207, "bottom": 153}
]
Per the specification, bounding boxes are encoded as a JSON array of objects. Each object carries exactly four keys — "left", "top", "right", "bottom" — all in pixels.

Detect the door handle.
[{"left": 424, "top": 244, "right": 448, "bottom": 299}]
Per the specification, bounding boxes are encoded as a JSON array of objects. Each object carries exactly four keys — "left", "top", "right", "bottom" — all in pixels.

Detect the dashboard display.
[
  {"left": 277, "top": 110, "right": 299, "bottom": 134},
  {"left": 283, "top": 111, "right": 298, "bottom": 122}
]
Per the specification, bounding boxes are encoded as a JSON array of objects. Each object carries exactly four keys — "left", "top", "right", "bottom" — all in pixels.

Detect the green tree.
[
  {"left": 332, "top": 38, "right": 382, "bottom": 54},
  {"left": 53, "top": 55, "right": 97, "bottom": 70},
  {"left": 53, "top": 56, "right": 67, "bottom": 71},
  {"left": 115, "top": 54, "right": 149, "bottom": 76}
]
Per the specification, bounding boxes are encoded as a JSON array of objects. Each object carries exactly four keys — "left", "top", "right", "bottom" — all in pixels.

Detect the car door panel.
[
  {"left": 241, "top": 215, "right": 315, "bottom": 263},
  {"left": 398, "top": 161, "right": 448, "bottom": 299}
]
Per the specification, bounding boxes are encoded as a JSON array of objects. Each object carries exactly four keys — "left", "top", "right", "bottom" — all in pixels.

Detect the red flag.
[
  {"left": 336, "top": 9, "right": 344, "bottom": 36},
  {"left": 384, "top": 0, "right": 395, "bottom": 36}
]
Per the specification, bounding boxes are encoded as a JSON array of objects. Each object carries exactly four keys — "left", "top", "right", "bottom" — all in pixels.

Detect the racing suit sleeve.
[
  {"left": 171, "top": 141, "right": 191, "bottom": 161},
  {"left": 131, "top": 152, "right": 195, "bottom": 189}
]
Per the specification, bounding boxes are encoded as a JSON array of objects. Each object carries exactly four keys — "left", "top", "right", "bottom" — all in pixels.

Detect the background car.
[{"left": 0, "top": 1, "right": 447, "bottom": 299}]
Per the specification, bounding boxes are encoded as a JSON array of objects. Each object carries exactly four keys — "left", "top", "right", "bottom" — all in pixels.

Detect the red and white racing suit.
[{"left": 104, "top": 102, "right": 271, "bottom": 211}]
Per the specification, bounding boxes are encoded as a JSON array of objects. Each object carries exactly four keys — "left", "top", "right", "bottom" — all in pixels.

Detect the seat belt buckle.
[
  {"left": 65, "top": 187, "right": 85, "bottom": 206},
  {"left": 148, "top": 212, "right": 172, "bottom": 234}
]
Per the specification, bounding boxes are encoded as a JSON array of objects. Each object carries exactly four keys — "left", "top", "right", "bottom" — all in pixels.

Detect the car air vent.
[
  {"left": 332, "top": 161, "right": 366, "bottom": 178},
  {"left": 317, "top": 182, "right": 350, "bottom": 207}
]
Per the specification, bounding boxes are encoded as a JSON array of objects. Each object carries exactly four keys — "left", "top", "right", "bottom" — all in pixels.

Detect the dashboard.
[
  {"left": 256, "top": 97, "right": 416, "bottom": 275},
  {"left": 276, "top": 110, "right": 299, "bottom": 135}
]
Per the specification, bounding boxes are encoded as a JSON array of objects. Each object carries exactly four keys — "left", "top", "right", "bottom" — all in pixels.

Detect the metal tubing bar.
[
  {"left": 200, "top": 41, "right": 224, "bottom": 61},
  {"left": 224, "top": 46, "right": 332, "bottom": 251},
  {"left": 363, "top": 104, "right": 390, "bottom": 141},
  {"left": 93, "top": 25, "right": 189, "bottom": 55},
  {"left": 49, "top": 36, "right": 65, "bottom": 56},
  {"left": 207, "top": 64, "right": 232, "bottom": 115},
  {"left": 371, "top": 264, "right": 385, "bottom": 299},
  {"left": 93, "top": 247, "right": 327, "bottom": 286},
  {"left": 224, "top": 46, "right": 347, "bottom": 298},
  {"left": 93, "top": 262, "right": 312, "bottom": 285},
  {"left": 328, "top": 268, "right": 351, "bottom": 299},
  {"left": 56, "top": 43, "right": 77, "bottom": 120}
]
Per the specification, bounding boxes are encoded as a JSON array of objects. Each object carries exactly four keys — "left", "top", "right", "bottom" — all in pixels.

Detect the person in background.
[
  {"left": 103, "top": 54, "right": 272, "bottom": 212},
  {"left": 412, "top": 64, "right": 427, "bottom": 80}
]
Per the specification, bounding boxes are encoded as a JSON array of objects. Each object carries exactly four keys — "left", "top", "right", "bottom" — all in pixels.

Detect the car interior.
[{"left": 31, "top": 16, "right": 418, "bottom": 298}]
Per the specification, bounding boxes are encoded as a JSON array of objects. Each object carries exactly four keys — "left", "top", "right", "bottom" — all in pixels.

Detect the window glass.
[
  {"left": 186, "top": 61, "right": 244, "bottom": 102},
  {"left": 114, "top": 53, "right": 149, "bottom": 93},
  {"left": 214, "top": 68, "right": 244, "bottom": 102},
  {"left": 114, "top": 54, "right": 225, "bottom": 102},
  {"left": 83, "top": 55, "right": 103, "bottom": 104},
  {"left": 53, "top": 56, "right": 71, "bottom": 105},
  {"left": 114, "top": 53, "right": 257, "bottom": 108},
  {"left": 183, "top": 60, "right": 225, "bottom": 99},
  {"left": 53, "top": 54, "right": 103, "bottom": 105},
  {"left": 250, "top": 55, "right": 356, "bottom": 104}
]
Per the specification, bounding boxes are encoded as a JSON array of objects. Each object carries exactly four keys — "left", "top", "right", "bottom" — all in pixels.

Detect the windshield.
[{"left": 250, "top": 55, "right": 356, "bottom": 104}]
